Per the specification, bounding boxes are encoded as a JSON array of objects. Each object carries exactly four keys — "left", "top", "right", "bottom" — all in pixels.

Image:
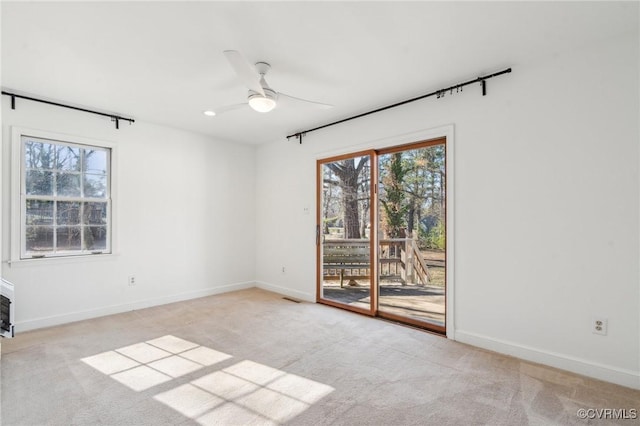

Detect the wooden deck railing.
[{"left": 322, "top": 238, "right": 431, "bottom": 286}]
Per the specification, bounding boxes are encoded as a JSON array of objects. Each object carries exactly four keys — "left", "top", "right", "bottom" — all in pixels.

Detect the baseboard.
[
  {"left": 15, "top": 281, "right": 255, "bottom": 333},
  {"left": 455, "top": 329, "right": 640, "bottom": 390},
  {"left": 255, "top": 281, "right": 315, "bottom": 302}
]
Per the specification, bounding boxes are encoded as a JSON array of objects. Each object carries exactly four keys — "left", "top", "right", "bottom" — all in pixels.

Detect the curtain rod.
[
  {"left": 2, "top": 90, "right": 135, "bottom": 129},
  {"left": 286, "top": 67, "right": 512, "bottom": 144}
]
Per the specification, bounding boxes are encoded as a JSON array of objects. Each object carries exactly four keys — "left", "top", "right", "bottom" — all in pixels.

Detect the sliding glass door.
[
  {"left": 317, "top": 138, "right": 446, "bottom": 334},
  {"left": 377, "top": 141, "right": 446, "bottom": 332},
  {"left": 317, "top": 152, "right": 376, "bottom": 315}
]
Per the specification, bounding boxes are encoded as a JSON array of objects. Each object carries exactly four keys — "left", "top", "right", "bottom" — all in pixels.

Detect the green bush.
[{"left": 419, "top": 219, "right": 445, "bottom": 250}]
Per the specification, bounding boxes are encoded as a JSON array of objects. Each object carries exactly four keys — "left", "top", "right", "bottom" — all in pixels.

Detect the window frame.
[{"left": 11, "top": 127, "right": 117, "bottom": 262}]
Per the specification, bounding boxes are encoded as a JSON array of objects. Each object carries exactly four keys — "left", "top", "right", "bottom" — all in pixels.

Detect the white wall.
[
  {"left": 255, "top": 33, "right": 640, "bottom": 389},
  {"left": 1, "top": 11, "right": 637, "bottom": 392},
  {"left": 1, "top": 99, "right": 256, "bottom": 331}
]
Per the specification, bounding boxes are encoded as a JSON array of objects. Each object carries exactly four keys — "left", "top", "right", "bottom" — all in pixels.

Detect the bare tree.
[{"left": 326, "top": 157, "right": 369, "bottom": 239}]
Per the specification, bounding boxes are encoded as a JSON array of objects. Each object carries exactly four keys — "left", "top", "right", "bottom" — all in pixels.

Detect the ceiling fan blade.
[
  {"left": 223, "top": 50, "right": 265, "bottom": 97},
  {"left": 278, "top": 92, "right": 333, "bottom": 109},
  {"left": 217, "top": 103, "right": 249, "bottom": 115},
  {"left": 204, "top": 103, "right": 248, "bottom": 117}
]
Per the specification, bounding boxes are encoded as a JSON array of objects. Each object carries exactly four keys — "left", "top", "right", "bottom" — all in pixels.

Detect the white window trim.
[{"left": 10, "top": 126, "right": 118, "bottom": 265}]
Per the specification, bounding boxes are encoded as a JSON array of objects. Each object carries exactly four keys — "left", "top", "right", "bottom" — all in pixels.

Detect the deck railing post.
[{"left": 404, "top": 238, "right": 412, "bottom": 285}]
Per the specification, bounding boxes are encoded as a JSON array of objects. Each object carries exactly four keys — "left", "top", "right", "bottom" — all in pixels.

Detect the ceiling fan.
[{"left": 205, "top": 50, "right": 333, "bottom": 116}]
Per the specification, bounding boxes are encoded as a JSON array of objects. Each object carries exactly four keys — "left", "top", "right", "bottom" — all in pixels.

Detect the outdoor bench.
[{"left": 322, "top": 241, "right": 370, "bottom": 287}]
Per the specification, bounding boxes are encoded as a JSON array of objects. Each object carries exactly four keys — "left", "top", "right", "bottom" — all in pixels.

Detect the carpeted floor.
[{"left": 1, "top": 288, "right": 638, "bottom": 425}]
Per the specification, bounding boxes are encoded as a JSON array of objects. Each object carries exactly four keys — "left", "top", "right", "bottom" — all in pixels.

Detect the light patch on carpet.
[
  {"left": 223, "top": 360, "right": 286, "bottom": 386},
  {"left": 146, "top": 335, "right": 200, "bottom": 354},
  {"left": 234, "top": 386, "right": 309, "bottom": 423},
  {"left": 154, "top": 384, "right": 224, "bottom": 418},
  {"left": 184, "top": 361, "right": 334, "bottom": 424},
  {"left": 267, "top": 373, "right": 334, "bottom": 404},
  {"left": 180, "top": 346, "right": 233, "bottom": 366},
  {"left": 116, "top": 342, "right": 172, "bottom": 364},
  {"left": 81, "top": 335, "right": 231, "bottom": 392},
  {"left": 81, "top": 351, "right": 140, "bottom": 375},
  {"left": 196, "top": 401, "right": 276, "bottom": 426},
  {"left": 148, "top": 355, "right": 203, "bottom": 378},
  {"left": 193, "top": 371, "right": 260, "bottom": 400},
  {"left": 111, "top": 365, "right": 172, "bottom": 391},
  {"left": 80, "top": 335, "right": 335, "bottom": 423}
]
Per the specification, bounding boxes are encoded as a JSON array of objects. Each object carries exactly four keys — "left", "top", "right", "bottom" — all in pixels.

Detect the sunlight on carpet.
[{"left": 81, "top": 335, "right": 334, "bottom": 425}]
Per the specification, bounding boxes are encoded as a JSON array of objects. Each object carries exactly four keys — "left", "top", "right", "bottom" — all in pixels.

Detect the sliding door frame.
[
  {"left": 315, "top": 126, "right": 454, "bottom": 338},
  {"left": 375, "top": 137, "right": 447, "bottom": 334},
  {"left": 316, "top": 150, "right": 377, "bottom": 317}
]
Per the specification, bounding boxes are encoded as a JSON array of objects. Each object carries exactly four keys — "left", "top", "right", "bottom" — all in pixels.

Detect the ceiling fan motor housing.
[
  {"left": 248, "top": 87, "right": 277, "bottom": 112},
  {"left": 254, "top": 62, "right": 271, "bottom": 76}
]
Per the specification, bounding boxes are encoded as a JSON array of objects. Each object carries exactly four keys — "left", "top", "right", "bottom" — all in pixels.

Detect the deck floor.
[{"left": 322, "top": 280, "right": 445, "bottom": 326}]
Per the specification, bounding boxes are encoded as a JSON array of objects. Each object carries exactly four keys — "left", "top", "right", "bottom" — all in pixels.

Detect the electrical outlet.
[
  {"left": 128, "top": 276, "right": 136, "bottom": 286},
  {"left": 281, "top": 266, "right": 286, "bottom": 274},
  {"left": 592, "top": 316, "right": 608, "bottom": 335}
]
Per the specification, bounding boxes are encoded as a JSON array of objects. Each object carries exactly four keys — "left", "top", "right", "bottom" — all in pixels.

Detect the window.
[{"left": 14, "top": 130, "right": 112, "bottom": 259}]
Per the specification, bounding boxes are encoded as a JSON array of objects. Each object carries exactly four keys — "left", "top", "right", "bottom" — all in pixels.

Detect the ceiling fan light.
[{"left": 248, "top": 94, "right": 276, "bottom": 113}]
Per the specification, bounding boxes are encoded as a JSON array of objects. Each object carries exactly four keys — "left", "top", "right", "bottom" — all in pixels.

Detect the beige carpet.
[{"left": 1, "top": 288, "right": 638, "bottom": 425}]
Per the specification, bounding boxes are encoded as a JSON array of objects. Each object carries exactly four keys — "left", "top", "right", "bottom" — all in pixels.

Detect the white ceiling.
[{"left": 2, "top": 1, "right": 637, "bottom": 145}]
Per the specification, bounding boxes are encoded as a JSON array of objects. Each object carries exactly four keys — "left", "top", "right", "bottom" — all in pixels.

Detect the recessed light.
[{"left": 203, "top": 110, "right": 216, "bottom": 117}]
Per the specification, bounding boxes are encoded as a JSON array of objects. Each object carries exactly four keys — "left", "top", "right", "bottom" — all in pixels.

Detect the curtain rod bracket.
[{"left": 286, "top": 132, "right": 305, "bottom": 144}]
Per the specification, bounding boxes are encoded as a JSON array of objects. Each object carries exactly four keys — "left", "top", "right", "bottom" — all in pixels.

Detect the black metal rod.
[
  {"left": 287, "top": 67, "right": 511, "bottom": 142},
  {"left": 1, "top": 90, "right": 135, "bottom": 129}
]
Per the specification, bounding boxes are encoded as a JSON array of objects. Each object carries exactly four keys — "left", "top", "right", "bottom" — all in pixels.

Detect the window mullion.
[
  {"left": 80, "top": 201, "right": 85, "bottom": 252},
  {"left": 80, "top": 148, "right": 85, "bottom": 252},
  {"left": 52, "top": 144, "right": 58, "bottom": 255},
  {"left": 53, "top": 200, "right": 58, "bottom": 254},
  {"left": 80, "top": 148, "right": 85, "bottom": 198},
  {"left": 82, "top": 147, "right": 87, "bottom": 253}
]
